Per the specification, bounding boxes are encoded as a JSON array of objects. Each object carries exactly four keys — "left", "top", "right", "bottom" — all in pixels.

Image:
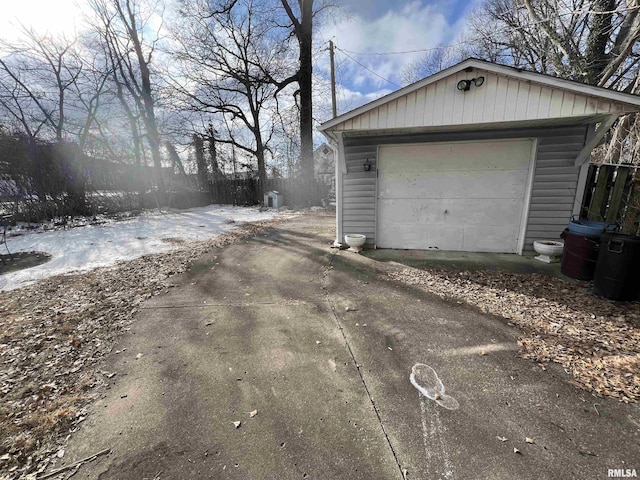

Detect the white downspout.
[
  {"left": 333, "top": 133, "right": 346, "bottom": 246},
  {"left": 322, "top": 131, "right": 345, "bottom": 247}
]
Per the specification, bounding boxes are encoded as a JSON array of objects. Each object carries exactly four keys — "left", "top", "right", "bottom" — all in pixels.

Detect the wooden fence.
[
  {"left": 580, "top": 164, "right": 640, "bottom": 234},
  {"left": 209, "top": 177, "right": 330, "bottom": 207},
  {"left": 265, "top": 178, "right": 329, "bottom": 206},
  {"left": 209, "top": 178, "right": 259, "bottom": 205}
]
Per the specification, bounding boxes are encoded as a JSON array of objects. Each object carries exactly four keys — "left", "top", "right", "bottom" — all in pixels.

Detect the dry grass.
[{"left": 0, "top": 214, "right": 293, "bottom": 479}]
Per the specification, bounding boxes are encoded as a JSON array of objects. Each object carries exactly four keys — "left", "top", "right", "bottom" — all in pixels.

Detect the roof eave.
[
  {"left": 330, "top": 114, "right": 616, "bottom": 139},
  {"left": 319, "top": 58, "right": 640, "bottom": 132}
]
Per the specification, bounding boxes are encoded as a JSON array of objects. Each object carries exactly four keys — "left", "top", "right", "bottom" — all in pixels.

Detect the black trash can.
[
  {"left": 560, "top": 229, "right": 601, "bottom": 280},
  {"left": 593, "top": 233, "right": 640, "bottom": 301}
]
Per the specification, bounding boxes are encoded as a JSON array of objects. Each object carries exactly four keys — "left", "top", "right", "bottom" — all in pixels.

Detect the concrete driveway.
[{"left": 61, "top": 212, "right": 639, "bottom": 479}]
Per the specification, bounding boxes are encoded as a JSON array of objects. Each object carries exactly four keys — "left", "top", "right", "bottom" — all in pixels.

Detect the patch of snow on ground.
[{"left": 1, "top": 205, "right": 288, "bottom": 291}]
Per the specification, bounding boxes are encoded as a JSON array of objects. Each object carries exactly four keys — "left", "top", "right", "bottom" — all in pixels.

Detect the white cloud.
[
  {"left": 0, "top": 0, "right": 83, "bottom": 41},
  {"left": 315, "top": 0, "right": 473, "bottom": 119},
  {"left": 337, "top": 86, "right": 393, "bottom": 114},
  {"left": 319, "top": 1, "right": 454, "bottom": 85}
]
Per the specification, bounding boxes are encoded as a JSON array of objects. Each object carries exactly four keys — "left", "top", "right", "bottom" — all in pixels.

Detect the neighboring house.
[
  {"left": 319, "top": 58, "right": 640, "bottom": 254},
  {"left": 314, "top": 142, "right": 335, "bottom": 191}
]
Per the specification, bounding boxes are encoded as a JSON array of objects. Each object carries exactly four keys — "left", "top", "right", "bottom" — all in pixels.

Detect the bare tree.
[
  {"left": 170, "top": 0, "right": 291, "bottom": 197},
  {"left": 87, "top": 0, "right": 167, "bottom": 196},
  {"left": 0, "top": 27, "right": 120, "bottom": 214},
  {"left": 401, "top": 47, "right": 467, "bottom": 85},
  {"left": 468, "top": 0, "right": 640, "bottom": 163},
  {"left": 278, "top": 0, "right": 314, "bottom": 183},
  {"left": 192, "top": 133, "right": 208, "bottom": 190},
  {"left": 0, "top": 28, "right": 91, "bottom": 142},
  {"left": 0, "top": 69, "right": 48, "bottom": 138}
]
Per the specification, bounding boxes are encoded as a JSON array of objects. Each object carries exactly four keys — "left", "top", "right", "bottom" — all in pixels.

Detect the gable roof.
[{"left": 319, "top": 58, "right": 640, "bottom": 134}]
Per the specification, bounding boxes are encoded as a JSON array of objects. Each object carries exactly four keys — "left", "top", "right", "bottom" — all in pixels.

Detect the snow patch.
[{"left": 1, "top": 205, "right": 289, "bottom": 291}]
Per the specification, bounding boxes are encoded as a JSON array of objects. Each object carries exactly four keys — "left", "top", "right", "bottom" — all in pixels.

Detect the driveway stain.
[
  {"left": 411, "top": 364, "right": 458, "bottom": 479},
  {"left": 410, "top": 363, "right": 459, "bottom": 410}
]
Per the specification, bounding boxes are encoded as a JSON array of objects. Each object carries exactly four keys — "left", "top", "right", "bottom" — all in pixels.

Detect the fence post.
[
  {"left": 588, "top": 165, "right": 613, "bottom": 221},
  {"left": 580, "top": 165, "right": 597, "bottom": 218},
  {"left": 623, "top": 177, "right": 640, "bottom": 234},
  {"left": 606, "top": 167, "right": 630, "bottom": 223}
]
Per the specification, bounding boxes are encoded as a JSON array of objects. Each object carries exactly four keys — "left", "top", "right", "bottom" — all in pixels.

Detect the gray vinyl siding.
[
  {"left": 342, "top": 144, "right": 377, "bottom": 243},
  {"left": 526, "top": 129, "right": 586, "bottom": 249},
  {"left": 340, "top": 125, "right": 588, "bottom": 250}
]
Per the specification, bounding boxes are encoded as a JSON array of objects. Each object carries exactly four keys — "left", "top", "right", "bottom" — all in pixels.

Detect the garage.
[
  {"left": 318, "top": 58, "right": 640, "bottom": 254},
  {"left": 376, "top": 139, "right": 535, "bottom": 253}
]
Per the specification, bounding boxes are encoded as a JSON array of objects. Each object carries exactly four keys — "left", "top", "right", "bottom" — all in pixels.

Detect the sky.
[
  {"left": 0, "top": 0, "right": 479, "bottom": 121},
  {"left": 317, "top": 0, "right": 481, "bottom": 113},
  {"left": 0, "top": 1, "right": 82, "bottom": 39}
]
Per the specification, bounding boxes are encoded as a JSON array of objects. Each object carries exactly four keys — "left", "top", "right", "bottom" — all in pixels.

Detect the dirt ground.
[
  {"left": 1, "top": 211, "right": 639, "bottom": 479},
  {"left": 0, "top": 215, "right": 292, "bottom": 479}
]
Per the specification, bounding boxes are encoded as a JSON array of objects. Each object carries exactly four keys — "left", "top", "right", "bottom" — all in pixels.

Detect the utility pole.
[{"left": 329, "top": 40, "right": 337, "bottom": 118}]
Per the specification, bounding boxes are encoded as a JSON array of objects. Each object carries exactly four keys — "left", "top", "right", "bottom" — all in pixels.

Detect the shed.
[{"left": 319, "top": 58, "right": 640, "bottom": 254}]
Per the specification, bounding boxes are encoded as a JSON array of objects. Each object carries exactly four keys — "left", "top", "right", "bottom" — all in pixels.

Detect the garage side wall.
[
  {"left": 526, "top": 128, "right": 587, "bottom": 249},
  {"left": 341, "top": 144, "right": 378, "bottom": 244},
  {"left": 340, "top": 125, "right": 588, "bottom": 250}
]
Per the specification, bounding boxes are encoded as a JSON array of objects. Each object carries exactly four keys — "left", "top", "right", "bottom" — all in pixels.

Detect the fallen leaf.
[
  {"left": 233, "top": 421, "right": 241, "bottom": 429},
  {"left": 250, "top": 410, "right": 258, "bottom": 418},
  {"left": 387, "top": 266, "right": 640, "bottom": 403},
  {"left": 0, "top": 218, "right": 287, "bottom": 480}
]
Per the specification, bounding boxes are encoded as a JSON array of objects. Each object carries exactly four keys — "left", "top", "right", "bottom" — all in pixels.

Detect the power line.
[
  {"left": 335, "top": 4, "right": 640, "bottom": 58},
  {"left": 331, "top": 4, "right": 640, "bottom": 88},
  {"left": 335, "top": 46, "right": 401, "bottom": 88},
  {"left": 340, "top": 42, "right": 467, "bottom": 57}
]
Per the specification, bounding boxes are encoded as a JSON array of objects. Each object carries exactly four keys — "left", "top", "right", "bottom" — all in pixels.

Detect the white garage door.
[{"left": 376, "top": 139, "right": 534, "bottom": 253}]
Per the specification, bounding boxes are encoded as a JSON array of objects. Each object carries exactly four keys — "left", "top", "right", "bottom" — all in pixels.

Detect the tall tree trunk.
[
  {"left": 585, "top": 0, "right": 616, "bottom": 84},
  {"left": 298, "top": 0, "right": 314, "bottom": 188},
  {"left": 140, "top": 90, "right": 166, "bottom": 197},
  {"left": 120, "top": 0, "right": 166, "bottom": 199},
  {"left": 193, "top": 134, "right": 208, "bottom": 191},
  {"left": 207, "top": 124, "right": 222, "bottom": 180},
  {"left": 256, "top": 146, "right": 267, "bottom": 203},
  {"left": 255, "top": 129, "right": 267, "bottom": 201},
  {"left": 279, "top": 0, "right": 315, "bottom": 190}
]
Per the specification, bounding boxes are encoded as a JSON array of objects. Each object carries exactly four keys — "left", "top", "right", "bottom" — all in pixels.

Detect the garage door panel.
[
  {"left": 377, "top": 223, "right": 465, "bottom": 250},
  {"left": 462, "top": 226, "right": 520, "bottom": 253},
  {"left": 378, "top": 198, "right": 524, "bottom": 226},
  {"left": 378, "top": 170, "right": 527, "bottom": 199},
  {"left": 377, "top": 139, "right": 533, "bottom": 253},
  {"left": 377, "top": 223, "right": 520, "bottom": 252},
  {"left": 378, "top": 140, "right": 532, "bottom": 172}
]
